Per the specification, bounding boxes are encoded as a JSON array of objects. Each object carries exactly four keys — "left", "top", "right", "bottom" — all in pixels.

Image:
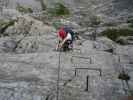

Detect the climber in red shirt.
[{"left": 56, "top": 26, "right": 73, "bottom": 51}]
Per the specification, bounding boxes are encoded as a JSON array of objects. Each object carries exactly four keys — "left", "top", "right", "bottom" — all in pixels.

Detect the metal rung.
[
  {"left": 85, "top": 75, "right": 89, "bottom": 91},
  {"left": 75, "top": 67, "right": 102, "bottom": 77},
  {"left": 71, "top": 55, "right": 92, "bottom": 64},
  {"left": 72, "top": 48, "right": 82, "bottom": 53}
]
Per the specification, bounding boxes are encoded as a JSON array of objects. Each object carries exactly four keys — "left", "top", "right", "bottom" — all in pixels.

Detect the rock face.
[
  {"left": 6, "top": 0, "right": 133, "bottom": 19},
  {"left": 0, "top": 0, "right": 133, "bottom": 100},
  {"left": 3, "top": 15, "right": 56, "bottom": 53},
  {"left": 0, "top": 33, "right": 132, "bottom": 100},
  {"left": 8, "top": 0, "right": 41, "bottom": 10},
  {"left": 93, "top": 37, "right": 116, "bottom": 53},
  {"left": 0, "top": 14, "right": 133, "bottom": 99},
  {"left": 70, "top": 0, "right": 133, "bottom": 26}
]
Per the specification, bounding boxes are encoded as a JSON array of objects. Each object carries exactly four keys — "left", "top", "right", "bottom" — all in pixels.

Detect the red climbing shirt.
[{"left": 58, "top": 27, "right": 67, "bottom": 40}]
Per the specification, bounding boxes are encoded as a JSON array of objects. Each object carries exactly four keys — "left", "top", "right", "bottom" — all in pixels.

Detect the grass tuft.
[
  {"left": 101, "top": 28, "right": 133, "bottom": 42},
  {"left": 47, "top": 3, "right": 70, "bottom": 17}
]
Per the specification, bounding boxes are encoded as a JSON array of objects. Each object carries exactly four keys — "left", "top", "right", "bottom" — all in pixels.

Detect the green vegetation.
[
  {"left": 53, "top": 21, "right": 62, "bottom": 29},
  {"left": 0, "top": 20, "right": 7, "bottom": 27},
  {"left": 127, "top": 18, "right": 133, "bottom": 23},
  {"left": 0, "top": 20, "right": 16, "bottom": 36},
  {"left": 52, "top": 20, "right": 63, "bottom": 29},
  {"left": 129, "top": 90, "right": 133, "bottom": 96},
  {"left": 47, "top": 3, "right": 70, "bottom": 16},
  {"left": 90, "top": 15, "right": 101, "bottom": 27},
  {"left": 101, "top": 28, "right": 133, "bottom": 42},
  {"left": 129, "top": 23, "right": 133, "bottom": 28},
  {"left": 127, "top": 18, "right": 133, "bottom": 28},
  {"left": 16, "top": 3, "right": 33, "bottom": 13},
  {"left": 103, "top": 22, "right": 117, "bottom": 27}
]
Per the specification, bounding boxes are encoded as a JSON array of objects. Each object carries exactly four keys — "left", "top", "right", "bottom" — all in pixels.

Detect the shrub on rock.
[
  {"left": 16, "top": 3, "right": 33, "bottom": 14},
  {"left": 101, "top": 28, "right": 133, "bottom": 45},
  {"left": 47, "top": 3, "right": 70, "bottom": 16},
  {"left": 0, "top": 19, "right": 16, "bottom": 36}
]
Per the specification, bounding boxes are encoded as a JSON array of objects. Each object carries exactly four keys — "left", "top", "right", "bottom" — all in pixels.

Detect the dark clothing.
[
  {"left": 62, "top": 40, "right": 72, "bottom": 51},
  {"left": 63, "top": 27, "right": 75, "bottom": 41}
]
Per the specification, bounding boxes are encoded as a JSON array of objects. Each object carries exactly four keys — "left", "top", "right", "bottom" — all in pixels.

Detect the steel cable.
[{"left": 56, "top": 49, "right": 61, "bottom": 100}]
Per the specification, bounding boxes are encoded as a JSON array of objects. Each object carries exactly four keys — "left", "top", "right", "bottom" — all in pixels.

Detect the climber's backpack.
[{"left": 63, "top": 27, "right": 76, "bottom": 41}]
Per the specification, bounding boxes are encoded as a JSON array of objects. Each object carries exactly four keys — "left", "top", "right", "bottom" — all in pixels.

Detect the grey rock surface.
[
  {"left": 0, "top": 28, "right": 132, "bottom": 100},
  {"left": 116, "top": 36, "right": 133, "bottom": 45},
  {"left": 0, "top": 0, "right": 133, "bottom": 100}
]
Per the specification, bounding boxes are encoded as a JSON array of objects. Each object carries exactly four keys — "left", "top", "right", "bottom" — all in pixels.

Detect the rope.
[{"left": 56, "top": 49, "right": 61, "bottom": 100}]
